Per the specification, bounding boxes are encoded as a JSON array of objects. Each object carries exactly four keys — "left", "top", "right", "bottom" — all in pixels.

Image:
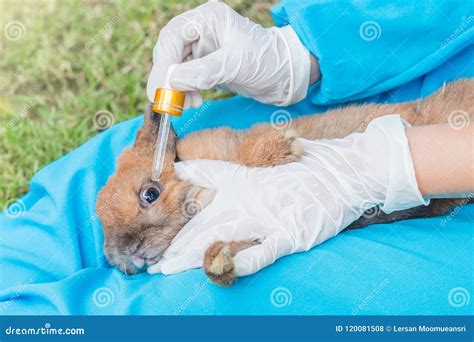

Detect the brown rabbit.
[{"left": 97, "top": 79, "right": 473, "bottom": 286}]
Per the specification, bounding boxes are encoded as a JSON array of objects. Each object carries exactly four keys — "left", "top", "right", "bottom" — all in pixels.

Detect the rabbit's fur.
[{"left": 97, "top": 79, "right": 473, "bottom": 285}]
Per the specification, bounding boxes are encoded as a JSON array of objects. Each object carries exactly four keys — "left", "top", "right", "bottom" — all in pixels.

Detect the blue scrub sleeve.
[{"left": 271, "top": 0, "right": 474, "bottom": 105}]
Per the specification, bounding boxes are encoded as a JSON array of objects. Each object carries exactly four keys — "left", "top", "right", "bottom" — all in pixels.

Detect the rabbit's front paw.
[
  {"left": 204, "top": 241, "right": 237, "bottom": 287},
  {"left": 204, "top": 240, "right": 259, "bottom": 287},
  {"left": 282, "top": 129, "right": 304, "bottom": 161},
  {"left": 236, "top": 129, "right": 304, "bottom": 167}
]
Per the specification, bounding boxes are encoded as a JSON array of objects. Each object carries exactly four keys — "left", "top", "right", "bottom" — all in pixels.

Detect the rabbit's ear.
[
  {"left": 134, "top": 103, "right": 159, "bottom": 148},
  {"left": 184, "top": 183, "right": 216, "bottom": 217},
  {"left": 134, "top": 103, "right": 177, "bottom": 159}
]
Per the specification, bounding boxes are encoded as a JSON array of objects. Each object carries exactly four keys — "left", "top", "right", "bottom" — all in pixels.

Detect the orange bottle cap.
[{"left": 152, "top": 88, "right": 185, "bottom": 117}]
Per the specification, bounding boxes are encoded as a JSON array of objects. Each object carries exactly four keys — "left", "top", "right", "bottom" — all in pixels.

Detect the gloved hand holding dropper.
[{"left": 147, "top": 1, "right": 319, "bottom": 108}]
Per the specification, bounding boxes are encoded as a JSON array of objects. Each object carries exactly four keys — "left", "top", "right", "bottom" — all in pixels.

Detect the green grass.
[{"left": 0, "top": 0, "right": 276, "bottom": 209}]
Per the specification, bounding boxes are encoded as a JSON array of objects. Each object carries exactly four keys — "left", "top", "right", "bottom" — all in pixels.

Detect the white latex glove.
[
  {"left": 146, "top": 1, "right": 311, "bottom": 108},
  {"left": 148, "top": 115, "right": 428, "bottom": 276}
]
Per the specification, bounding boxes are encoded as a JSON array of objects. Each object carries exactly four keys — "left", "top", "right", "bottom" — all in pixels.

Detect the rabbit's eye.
[{"left": 140, "top": 186, "right": 160, "bottom": 204}]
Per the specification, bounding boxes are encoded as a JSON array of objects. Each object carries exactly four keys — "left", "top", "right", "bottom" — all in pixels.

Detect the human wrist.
[
  {"left": 273, "top": 26, "right": 311, "bottom": 106},
  {"left": 361, "top": 115, "right": 429, "bottom": 212},
  {"left": 309, "top": 54, "right": 321, "bottom": 85},
  {"left": 300, "top": 115, "right": 429, "bottom": 213}
]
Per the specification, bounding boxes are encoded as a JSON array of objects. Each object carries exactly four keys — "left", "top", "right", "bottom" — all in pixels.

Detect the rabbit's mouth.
[
  {"left": 105, "top": 248, "right": 166, "bottom": 275},
  {"left": 128, "top": 251, "right": 163, "bottom": 271},
  {"left": 104, "top": 232, "right": 172, "bottom": 275}
]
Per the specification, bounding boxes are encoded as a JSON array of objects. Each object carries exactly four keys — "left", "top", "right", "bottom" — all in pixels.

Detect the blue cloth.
[
  {"left": 272, "top": 0, "right": 474, "bottom": 105},
  {"left": 1, "top": 2, "right": 473, "bottom": 315}
]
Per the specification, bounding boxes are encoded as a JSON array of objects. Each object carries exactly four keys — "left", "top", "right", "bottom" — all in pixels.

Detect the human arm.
[
  {"left": 406, "top": 123, "right": 474, "bottom": 197},
  {"left": 271, "top": 0, "right": 474, "bottom": 104}
]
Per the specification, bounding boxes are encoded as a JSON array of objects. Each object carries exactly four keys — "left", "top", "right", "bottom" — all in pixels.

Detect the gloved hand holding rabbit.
[
  {"left": 147, "top": 111, "right": 472, "bottom": 286},
  {"left": 148, "top": 115, "right": 428, "bottom": 282}
]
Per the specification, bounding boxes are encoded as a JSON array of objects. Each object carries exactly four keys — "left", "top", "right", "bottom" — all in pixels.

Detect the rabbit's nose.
[
  {"left": 132, "top": 249, "right": 162, "bottom": 268},
  {"left": 145, "top": 255, "right": 161, "bottom": 265},
  {"left": 131, "top": 255, "right": 145, "bottom": 269}
]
